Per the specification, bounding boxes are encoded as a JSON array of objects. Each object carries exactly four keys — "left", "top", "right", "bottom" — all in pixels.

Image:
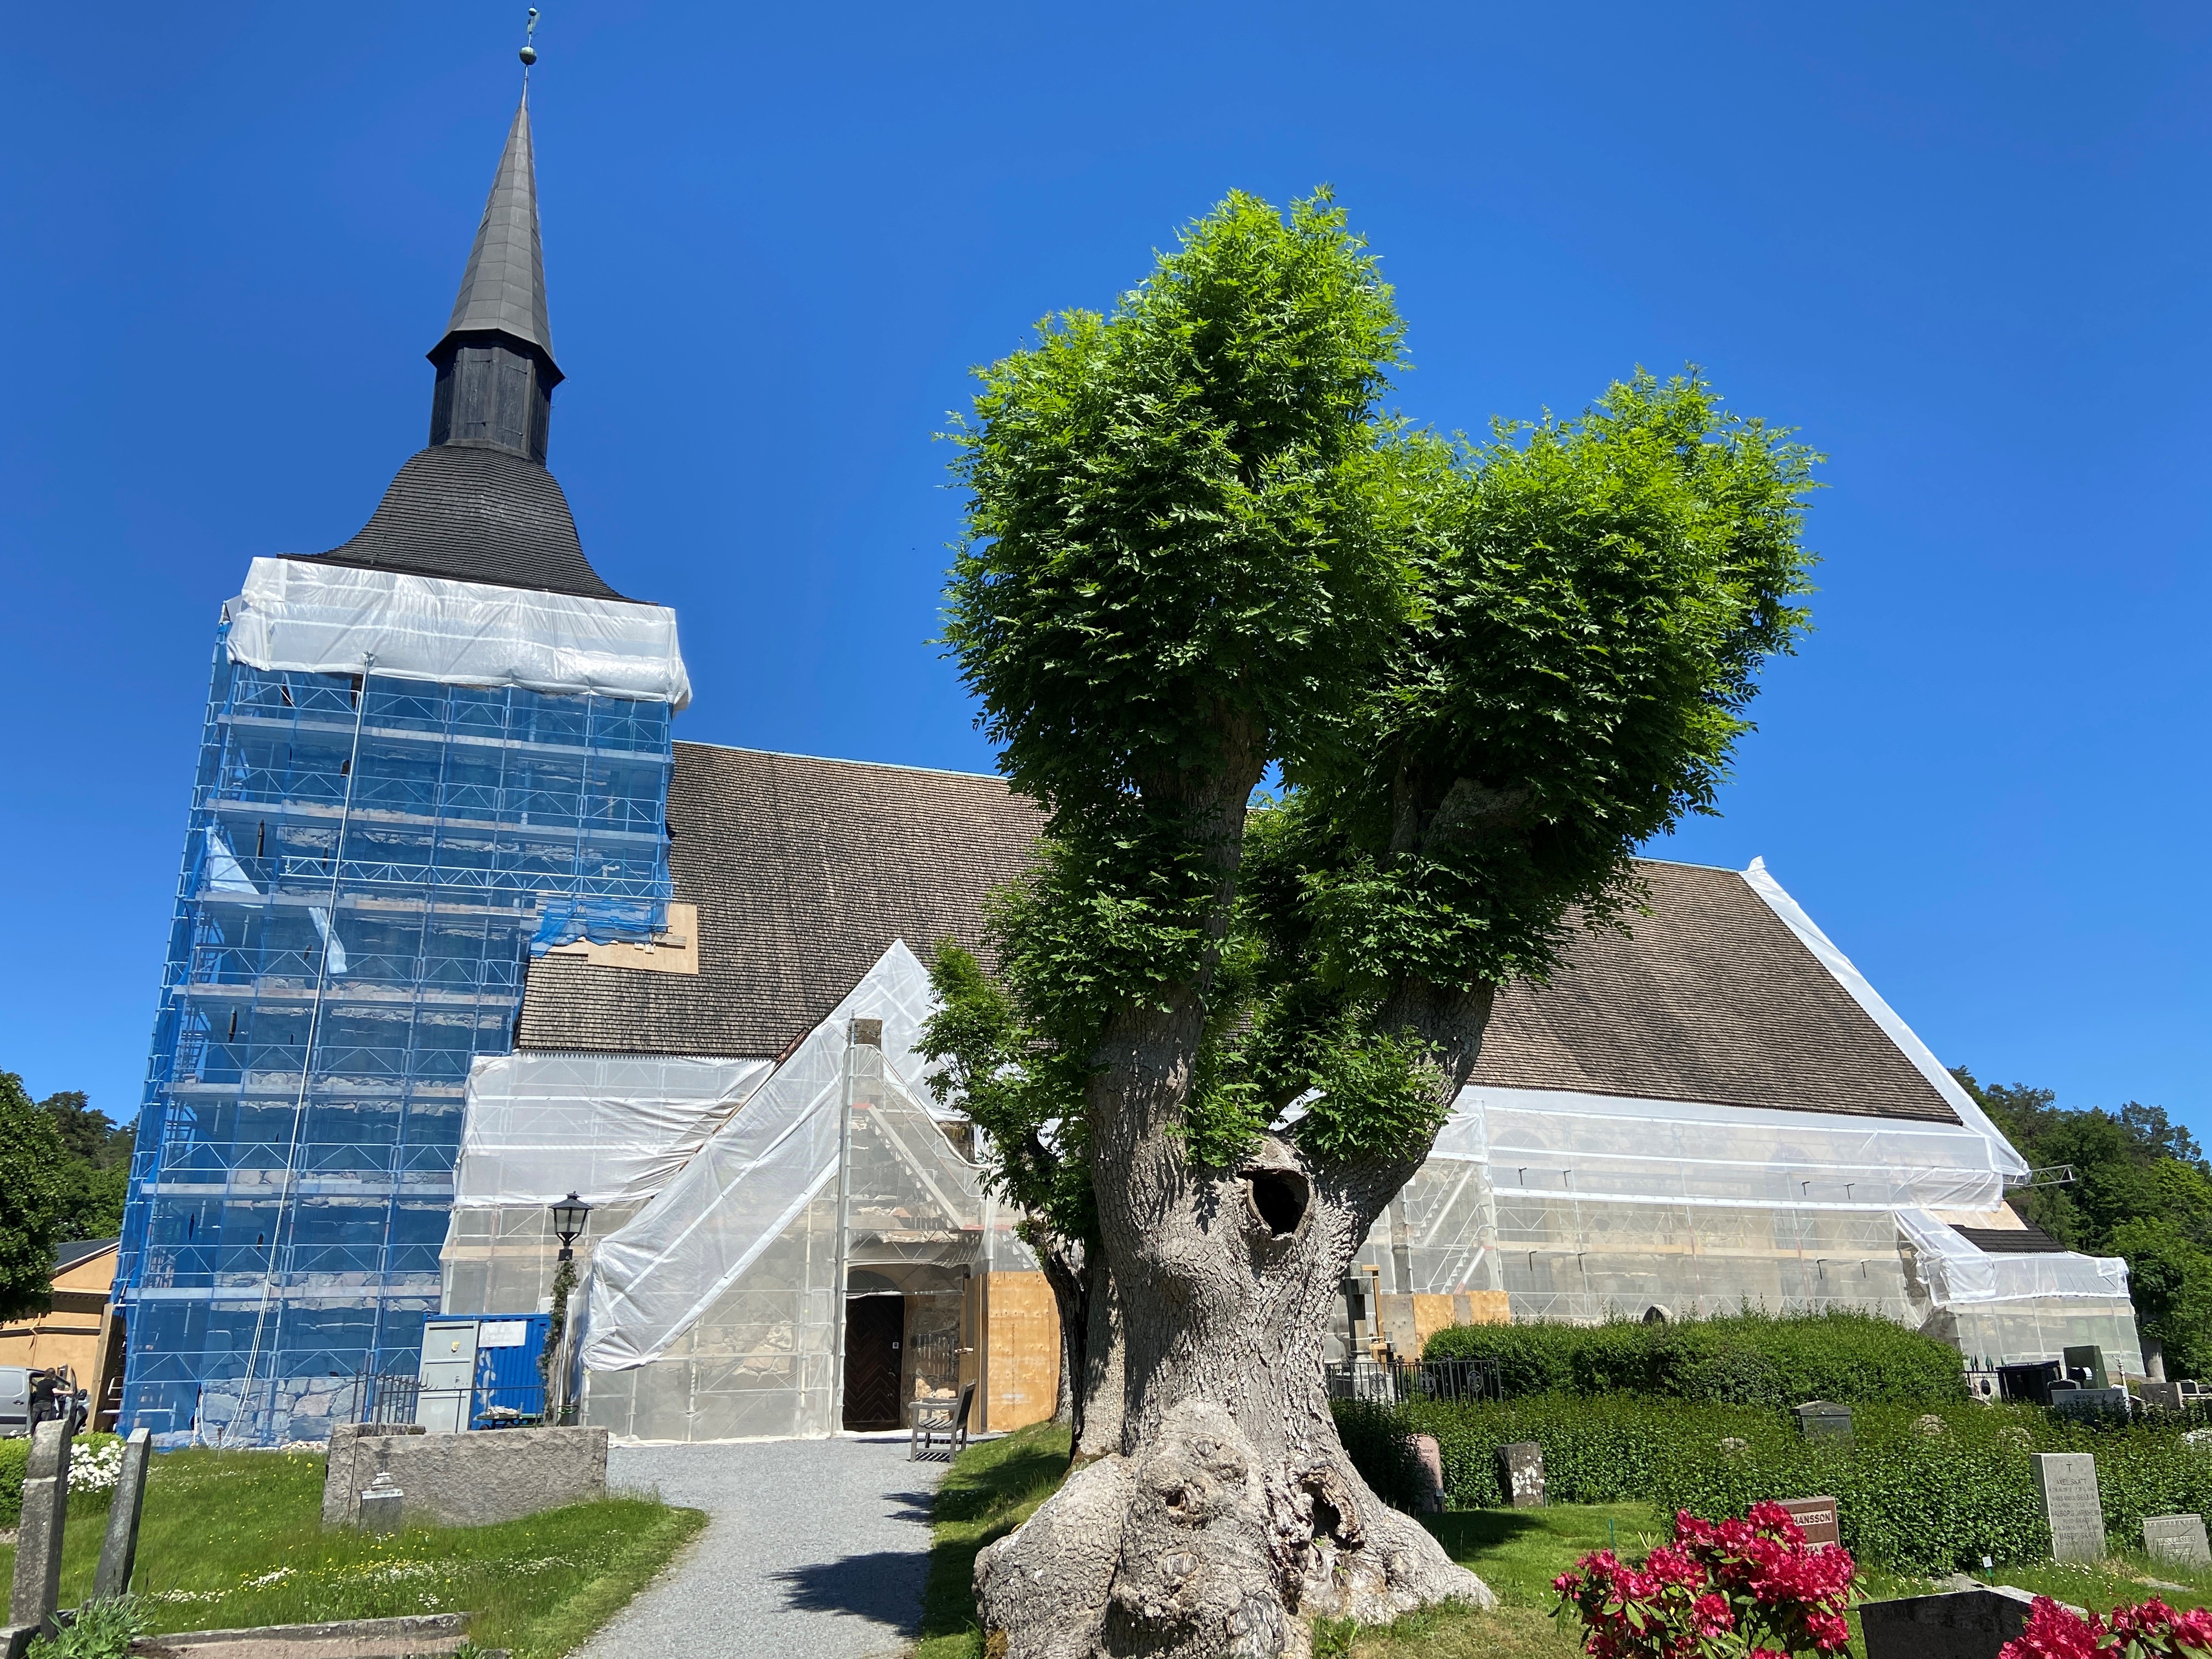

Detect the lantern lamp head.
[{"left": 551, "top": 1191, "right": 591, "bottom": 1259}]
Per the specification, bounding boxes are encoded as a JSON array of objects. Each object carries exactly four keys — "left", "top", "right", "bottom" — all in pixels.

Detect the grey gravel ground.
[{"left": 576, "top": 1436, "right": 949, "bottom": 1659}]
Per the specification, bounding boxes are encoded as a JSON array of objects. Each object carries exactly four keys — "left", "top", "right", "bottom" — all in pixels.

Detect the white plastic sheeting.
[
  {"left": 580, "top": 939, "right": 946, "bottom": 1371},
  {"left": 1353, "top": 1081, "right": 2142, "bottom": 1368},
  {"left": 1895, "top": 1207, "right": 2131, "bottom": 1305},
  {"left": 453, "top": 1052, "right": 774, "bottom": 1208},
  {"left": 223, "top": 556, "right": 692, "bottom": 708}
]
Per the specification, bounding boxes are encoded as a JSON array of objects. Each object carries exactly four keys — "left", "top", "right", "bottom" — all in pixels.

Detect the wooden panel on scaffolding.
[{"left": 976, "top": 1271, "right": 1060, "bottom": 1434}]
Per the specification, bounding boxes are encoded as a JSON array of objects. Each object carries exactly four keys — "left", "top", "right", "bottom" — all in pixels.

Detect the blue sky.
[{"left": 3, "top": 4, "right": 2206, "bottom": 1136}]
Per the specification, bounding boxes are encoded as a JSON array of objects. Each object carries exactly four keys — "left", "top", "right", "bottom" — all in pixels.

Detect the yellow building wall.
[{"left": 0, "top": 1246, "right": 120, "bottom": 1406}]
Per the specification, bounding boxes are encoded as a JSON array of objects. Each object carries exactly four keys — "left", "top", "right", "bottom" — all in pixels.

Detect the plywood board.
[{"left": 981, "top": 1271, "right": 1061, "bottom": 1433}]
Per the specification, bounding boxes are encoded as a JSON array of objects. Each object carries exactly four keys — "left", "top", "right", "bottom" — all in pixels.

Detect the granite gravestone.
[
  {"left": 2033, "top": 1452, "right": 2106, "bottom": 1561},
  {"left": 1409, "top": 1434, "right": 1445, "bottom": 1514},
  {"left": 1775, "top": 1495, "right": 1841, "bottom": 1547},
  {"left": 7, "top": 1421, "right": 71, "bottom": 1637},
  {"left": 1496, "top": 1441, "right": 1544, "bottom": 1508},
  {"left": 92, "top": 1428, "right": 154, "bottom": 1598},
  {"left": 2143, "top": 1514, "right": 2212, "bottom": 1570},
  {"left": 1793, "top": 1401, "right": 1854, "bottom": 1443},
  {"left": 358, "top": 1471, "right": 405, "bottom": 1535},
  {"left": 1861, "top": 1584, "right": 2036, "bottom": 1659}
]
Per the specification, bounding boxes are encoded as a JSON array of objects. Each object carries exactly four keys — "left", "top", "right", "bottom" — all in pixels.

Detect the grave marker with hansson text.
[{"left": 2033, "top": 1452, "right": 2106, "bottom": 1561}]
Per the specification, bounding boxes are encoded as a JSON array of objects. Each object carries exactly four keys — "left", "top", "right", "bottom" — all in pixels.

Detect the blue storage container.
[{"left": 469, "top": 1313, "right": 551, "bottom": 1428}]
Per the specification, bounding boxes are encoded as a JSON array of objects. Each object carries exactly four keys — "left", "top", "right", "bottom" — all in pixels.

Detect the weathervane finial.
[{"left": 520, "top": 8, "right": 540, "bottom": 77}]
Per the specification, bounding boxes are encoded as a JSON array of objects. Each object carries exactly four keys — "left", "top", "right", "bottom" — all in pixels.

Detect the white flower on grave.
[
  {"left": 68, "top": 1437, "right": 126, "bottom": 1494},
  {"left": 1718, "top": 1437, "right": 1750, "bottom": 1456}
]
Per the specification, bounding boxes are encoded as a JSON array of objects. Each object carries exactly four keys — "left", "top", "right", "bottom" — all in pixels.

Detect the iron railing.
[{"left": 1327, "top": 1356, "right": 1502, "bottom": 1406}]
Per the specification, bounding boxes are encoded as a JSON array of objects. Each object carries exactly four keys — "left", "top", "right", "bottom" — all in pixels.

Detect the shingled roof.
[
  {"left": 1470, "top": 860, "right": 1959, "bottom": 1123},
  {"left": 287, "top": 444, "right": 625, "bottom": 600},
  {"left": 518, "top": 757, "right": 1959, "bottom": 1126},
  {"left": 518, "top": 743, "right": 1044, "bottom": 1056}
]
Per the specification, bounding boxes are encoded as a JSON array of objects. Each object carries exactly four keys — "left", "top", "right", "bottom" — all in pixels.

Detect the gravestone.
[
  {"left": 1496, "top": 1440, "right": 1543, "bottom": 1508},
  {"left": 2033, "top": 1452, "right": 2107, "bottom": 1560},
  {"left": 92, "top": 1427, "right": 154, "bottom": 1598},
  {"left": 8, "top": 1420, "right": 72, "bottom": 1634},
  {"left": 1793, "top": 1401, "right": 1854, "bottom": 1443},
  {"left": 2143, "top": 1514, "right": 2212, "bottom": 1570},
  {"left": 358, "top": 1471, "right": 405, "bottom": 1535},
  {"left": 1409, "top": 1434, "right": 1445, "bottom": 1514},
  {"left": 1861, "top": 1584, "right": 2036, "bottom": 1659},
  {"left": 1775, "top": 1494, "right": 1841, "bottom": 1547},
  {"left": 2062, "top": 1345, "right": 2109, "bottom": 1389}
]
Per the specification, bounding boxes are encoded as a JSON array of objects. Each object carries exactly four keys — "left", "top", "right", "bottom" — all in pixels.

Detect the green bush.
[
  {"left": 1338, "top": 1393, "right": 2212, "bottom": 1576},
  {"left": 0, "top": 1434, "right": 29, "bottom": 1527},
  {"left": 1423, "top": 1308, "right": 1967, "bottom": 1407}
]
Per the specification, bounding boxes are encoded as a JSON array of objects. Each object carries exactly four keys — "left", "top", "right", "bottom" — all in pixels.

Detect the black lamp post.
[{"left": 551, "top": 1192, "right": 591, "bottom": 1262}]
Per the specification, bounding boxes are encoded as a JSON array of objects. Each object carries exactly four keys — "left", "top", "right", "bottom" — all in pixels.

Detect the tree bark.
[
  {"left": 975, "top": 751, "right": 1494, "bottom": 1656},
  {"left": 1036, "top": 1234, "right": 1087, "bottom": 1432}
]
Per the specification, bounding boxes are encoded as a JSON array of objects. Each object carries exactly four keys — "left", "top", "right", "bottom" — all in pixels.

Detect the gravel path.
[{"left": 577, "top": 1437, "right": 948, "bottom": 1659}]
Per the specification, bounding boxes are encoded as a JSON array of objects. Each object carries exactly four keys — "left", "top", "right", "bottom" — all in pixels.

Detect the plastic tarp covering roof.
[
  {"left": 454, "top": 1053, "right": 774, "bottom": 1209},
  {"left": 222, "top": 556, "right": 692, "bottom": 708},
  {"left": 1895, "top": 1206, "right": 2131, "bottom": 1306},
  {"left": 580, "top": 939, "right": 956, "bottom": 1370}
]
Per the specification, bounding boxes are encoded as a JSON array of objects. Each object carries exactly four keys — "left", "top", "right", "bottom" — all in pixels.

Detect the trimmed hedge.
[
  {"left": 1342, "top": 1394, "right": 2212, "bottom": 1575},
  {"left": 1422, "top": 1308, "right": 1967, "bottom": 1407},
  {"left": 0, "top": 1434, "right": 25, "bottom": 1526}
]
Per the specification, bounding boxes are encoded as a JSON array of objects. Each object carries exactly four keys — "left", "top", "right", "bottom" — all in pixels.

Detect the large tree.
[
  {"left": 939, "top": 189, "right": 1817, "bottom": 1658},
  {"left": 0, "top": 1073, "right": 74, "bottom": 1321}
]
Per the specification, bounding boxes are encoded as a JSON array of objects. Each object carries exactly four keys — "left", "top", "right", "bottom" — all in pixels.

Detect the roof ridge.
[{"left": 673, "top": 738, "right": 1012, "bottom": 785}]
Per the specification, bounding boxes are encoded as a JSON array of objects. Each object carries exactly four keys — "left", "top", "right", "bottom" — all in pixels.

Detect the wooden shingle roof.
[
  {"left": 518, "top": 757, "right": 1958, "bottom": 1127},
  {"left": 517, "top": 743, "right": 1043, "bottom": 1057},
  {"left": 1470, "top": 860, "right": 1958, "bottom": 1123}
]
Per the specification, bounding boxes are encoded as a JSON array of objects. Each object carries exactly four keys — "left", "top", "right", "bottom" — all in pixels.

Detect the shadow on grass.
[{"left": 915, "top": 1424, "right": 1074, "bottom": 1659}]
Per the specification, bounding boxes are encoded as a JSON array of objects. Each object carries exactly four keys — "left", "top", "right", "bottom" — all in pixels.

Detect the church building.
[{"left": 115, "top": 80, "right": 2142, "bottom": 1448}]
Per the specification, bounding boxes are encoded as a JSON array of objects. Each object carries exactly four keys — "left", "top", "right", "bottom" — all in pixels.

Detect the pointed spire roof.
[{"left": 435, "top": 89, "right": 557, "bottom": 376}]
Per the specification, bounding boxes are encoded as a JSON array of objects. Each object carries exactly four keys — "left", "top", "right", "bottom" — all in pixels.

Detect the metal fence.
[
  {"left": 351, "top": 1371, "right": 421, "bottom": 1427},
  {"left": 1326, "top": 1356, "right": 1502, "bottom": 1406}
]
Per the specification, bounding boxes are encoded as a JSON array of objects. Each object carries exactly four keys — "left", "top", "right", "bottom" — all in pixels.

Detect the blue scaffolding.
[{"left": 116, "top": 639, "right": 673, "bottom": 1444}]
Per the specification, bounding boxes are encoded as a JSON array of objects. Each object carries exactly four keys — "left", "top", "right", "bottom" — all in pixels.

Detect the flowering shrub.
[
  {"left": 69, "top": 1435, "right": 126, "bottom": 1496},
  {"left": 1553, "top": 1501, "right": 1856, "bottom": 1658},
  {"left": 1999, "top": 1595, "right": 2212, "bottom": 1658}
]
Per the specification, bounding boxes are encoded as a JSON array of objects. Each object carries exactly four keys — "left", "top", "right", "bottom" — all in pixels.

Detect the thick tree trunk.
[
  {"left": 975, "top": 746, "right": 1496, "bottom": 1655},
  {"left": 1036, "top": 1235, "right": 1087, "bottom": 1431},
  {"left": 1079, "top": 1254, "right": 1126, "bottom": 1459}
]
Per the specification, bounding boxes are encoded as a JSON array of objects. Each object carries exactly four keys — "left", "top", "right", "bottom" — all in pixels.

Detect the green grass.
[
  {"left": 913, "top": 1422, "right": 1073, "bottom": 1659},
  {"left": 0, "top": 1447, "right": 704, "bottom": 1659},
  {"left": 910, "top": 1434, "right": 2212, "bottom": 1659}
]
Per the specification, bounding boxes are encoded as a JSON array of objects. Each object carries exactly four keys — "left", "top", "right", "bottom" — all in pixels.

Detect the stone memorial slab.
[
  {"left": 7, "top": 1421, "right": 71, "bottom": 1635},
  {"left": 1793, "top": 1401, "right": 1854, "bottom": 1443},
  {"left": 1496, "top": 1440, "right": 1544, "bottom": 1508},
  {"left": 2033, "top": 1452, "right": 2106, "bottom": 1561},
  {"left": 358, "top": 1472, "right": 404, "bottom": 1535},
  {"left": 1775, "top": 1494, "right": 1841, "bottom": 1547},
  {"left": 92, "top": 1427, "right": 154, "bottom": 1598},
  {"left": 2143, "top": 1514, "right": 2211, "bottom": 1569},
  {"left": 1862, "top": 1585, "right": 2036, "bottom": 1659},
  {"left": 1409, "top": 1433, "right": 1445, "bottom": 1514}
]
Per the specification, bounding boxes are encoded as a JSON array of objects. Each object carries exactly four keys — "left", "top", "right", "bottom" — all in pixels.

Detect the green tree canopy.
[
  {"left": 1958, "top": 1069, "right": 2212, "bottom": 1377},
  {"left": 0, "top": 1073, "right": 72, "bottom": 1321}
]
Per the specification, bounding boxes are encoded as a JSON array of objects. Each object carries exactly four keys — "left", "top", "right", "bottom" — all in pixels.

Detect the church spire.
[{"left": 427, "top": 83, "right": 562, "bottom": 462}]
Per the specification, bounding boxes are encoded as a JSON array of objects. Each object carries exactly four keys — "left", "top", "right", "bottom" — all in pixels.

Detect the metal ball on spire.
[{"left": 520, "top": 8, "right": 540, "bottom": 67}]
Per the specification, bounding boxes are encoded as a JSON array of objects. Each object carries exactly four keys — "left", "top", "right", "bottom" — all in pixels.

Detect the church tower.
[{"left": 113, "top": 72, "right": 689, "bottom": 1444}]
